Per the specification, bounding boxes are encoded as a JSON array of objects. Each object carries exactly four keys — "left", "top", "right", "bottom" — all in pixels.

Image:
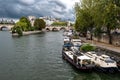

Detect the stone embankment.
[
  {"left": 80, "top": 37, "right": 120, "bottom": 61},
  {"left": 11, "top": 31, "right": 43, "bottom": 37}
]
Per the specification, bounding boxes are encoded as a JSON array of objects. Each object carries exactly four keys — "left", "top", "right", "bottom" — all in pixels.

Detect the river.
[{"left": 0, "top": 31, "right": 120, "bottom": 80}]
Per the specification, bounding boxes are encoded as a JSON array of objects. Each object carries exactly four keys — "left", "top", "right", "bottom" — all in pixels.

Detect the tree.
[
  {"left": 74, "top": 0, "right": 120, "bottom": 44},
  {"left": 92, "top": 0, "right": 120, "bottom": 44},
  {"left": 11, "top": 25, "right": 23, "bottom": 36},
  {"left": 19, "top": 16, "right": 32, "bottom": 31},
  {"left": 11, "top": 16, "right": 33, "bottom": 36},
  {"left": 74, "top": 0, "right": 95, "bottom": 39},
  {"left": 34, "top": 19, "right": 46, "bottom": 30},
  {"left": 12, "top": 16, "right": 32, "bottom": 32}
]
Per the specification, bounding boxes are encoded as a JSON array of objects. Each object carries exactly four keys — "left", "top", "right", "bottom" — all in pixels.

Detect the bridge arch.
[
  {"left": 60, "top": 27, "right": 66, "bottom": 30},
  {"left": 52, "top": 27, "right": 58, "bottom": 31},
  {"left": 0, "top": 26, "right": 9, "bottom": 31},
  {"left": 46, "top": 28, "right": 50, "bottom": 31}
]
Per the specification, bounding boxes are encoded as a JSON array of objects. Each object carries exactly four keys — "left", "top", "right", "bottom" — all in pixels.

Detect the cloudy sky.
[{"left": 0, "top": 0, "right": 79, "bottom": 20}]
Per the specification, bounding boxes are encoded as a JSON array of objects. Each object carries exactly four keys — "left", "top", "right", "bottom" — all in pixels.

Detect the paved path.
[{"left": 80, "top": 37, "right": 120, "bottom": 54}]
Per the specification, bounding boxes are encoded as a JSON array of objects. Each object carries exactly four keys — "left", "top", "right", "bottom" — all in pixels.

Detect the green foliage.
[
  {"left": 15, "top": 21, "right": 28, "bottom": 31},
  {"left": 16, "top": 26, "right": 23, "bottom": 36},
  {"left": 74, "top": 1, "right": 94, "bottom": 36},
  {"left": 29, "top": 27, "right": 35, "bottom": 31},
  {"left": 12, "top": 26, "right": 23, "bottom": 36},
  {"left": 94, "top": 27, "right": 102, "bottom": 38},
  {"left": 12, "top": 16, "right": 32, "bottom": 32},
  {"left": 80, "top": 44, "right": 96, "bottom": 52},
  {"left": 93, "top": 0, "right": 120, "bottom": 44},
  {"left": 11, "top": 16, "right": 33, "bottom": 36},
  {"left": 51, "top": 22, "right": 67, "bottom": 26},
  {"left": 34, "top": 19, "right": 46, "bottom": 30},
  {"left": 74, "top": 0, "right": 120, "bottom": 44},
  {"left": 19, "top": 16, "right": 32, "bottom": 31}
]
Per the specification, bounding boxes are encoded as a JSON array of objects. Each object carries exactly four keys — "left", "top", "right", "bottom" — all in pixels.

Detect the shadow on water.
[
  {"left": 76, "top": 72, "right": 120, "bottom": 80},
  {"left": 62, "top": 56, "right": 120, "bottom": 80},
  {"left": 69, "top": 63, "right": 120, "bottom": 80}
]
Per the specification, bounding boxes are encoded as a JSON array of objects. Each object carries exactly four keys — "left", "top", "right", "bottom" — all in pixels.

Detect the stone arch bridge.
[
  {"left": 45, "top": 26, "right": 71, "bottom": 31},
  {"left": 0, "top": 24, "right": 14, "bottom": 31},
  {"left": 0, "top": 25, "right": 72, "bottom": 31}
]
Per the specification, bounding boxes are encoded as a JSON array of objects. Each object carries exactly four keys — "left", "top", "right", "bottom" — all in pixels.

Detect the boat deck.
[{"left": 65, "top": 51, "right": 73, "bottom": 60}]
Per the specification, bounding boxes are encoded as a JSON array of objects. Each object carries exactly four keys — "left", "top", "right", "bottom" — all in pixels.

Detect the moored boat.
[
  {"left": 62, "top": 47, "right": 95, "bottom": 71},
  {"left": 71, "top": 39, "right": 82, "bottom": 47},
  {"left": 63, "top": 31, "right": 73, "bottom": 37},
  {"left": 84, "top": 51, "right": 119, "bottom": 73}
]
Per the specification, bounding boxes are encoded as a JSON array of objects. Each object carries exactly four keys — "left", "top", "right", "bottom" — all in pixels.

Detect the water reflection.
[
  {"left": 0, "top": 31, "right": 119, "bottom": 80},
  {"left": 72, "top": 71, "right": 120, "bottom": 80}
]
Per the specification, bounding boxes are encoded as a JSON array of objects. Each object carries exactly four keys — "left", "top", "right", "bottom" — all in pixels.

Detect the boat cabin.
[
  {"left": 71, "top": 39, "right": 82, "bottom": 47},
  {"left": 64, "top": 51, "right": 94, "bottom": 68},
  {"left": 85, "top": 52, "right": 117, "bottom": 68},
  {"left": 77, "top": 55, "right": 93, "bottom": 67}
]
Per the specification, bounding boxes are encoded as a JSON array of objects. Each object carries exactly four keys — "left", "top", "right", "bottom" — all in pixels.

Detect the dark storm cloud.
[
  {"left": 0, "top": 0, "right": 74, "bottom": 20},
  {"left": 53, "top": 9, "right": 66, "bottom": 14},
  {"left": 48, "top": 0, "right": 66, "bottom": 9}
]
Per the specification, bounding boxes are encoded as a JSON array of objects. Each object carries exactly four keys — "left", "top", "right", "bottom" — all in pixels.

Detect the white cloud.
[{"left": 60, "top": 0, "right": 80, "bottom": 9}]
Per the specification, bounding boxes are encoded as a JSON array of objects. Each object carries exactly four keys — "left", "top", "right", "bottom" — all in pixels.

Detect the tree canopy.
[
  {"left": 74, "top": 0, "right": 120, "bottom": 44},
  {"left": 34, "top": 19, "right": 46, "bottom": 30},
  {"left": 11, "top": 16, "right": 32, "bottom": 36}
]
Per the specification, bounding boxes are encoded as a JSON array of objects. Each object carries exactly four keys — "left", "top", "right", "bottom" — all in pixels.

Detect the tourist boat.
[
  {"left": 70, "top": 39, "right": 84, "bottom": 53},
  {"left": 63, "top": 37, "right": 72, "bottom": 51},
  {"left": 62, "top": 47, "right": 95, "bottom": 71},
  {"left": 63, "top": 36, "right": 70, "bottom": 42},
  {"left": 71, "top": 39, "right": 82, "bottom": 47},
  {"left": 63, "top": 31, "right": 73, "bottom": 37},
  {"left": 84, "top": 51, "right": 119, "bottom": 73}
]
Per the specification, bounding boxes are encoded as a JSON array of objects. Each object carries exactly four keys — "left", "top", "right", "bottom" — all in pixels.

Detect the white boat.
[
  {"left": 71, "top": 39, "right": 82, "bottom": 47},
  {"left": 84, "top": 51, "right": 118, "bottom": 73},
  {"left": 63, "top": 36, "right": 70, "bottom": 43},
  {"left": 63, "top": 31, "right": 73, "bottom": 36},
  {"left": 62, "top": 49, "right": 95, "bottom": 71},
  {"left": 70, "top": 39, "right": 82, "bottom": 52}
]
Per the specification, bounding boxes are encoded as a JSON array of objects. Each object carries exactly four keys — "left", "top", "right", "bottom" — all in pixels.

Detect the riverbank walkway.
[{"left": 80, "top": 37, "right": 120, "bottom": 54}]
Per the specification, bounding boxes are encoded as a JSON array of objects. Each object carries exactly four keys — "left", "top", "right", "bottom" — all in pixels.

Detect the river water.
[{"left": 0, "top": 31, "right": 120, "bottom": 80}]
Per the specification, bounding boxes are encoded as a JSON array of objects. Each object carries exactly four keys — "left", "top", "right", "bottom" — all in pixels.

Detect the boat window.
[
  {"left": 105, "top": 58, "right": 115, "bottom": 63},
  {"left": 95, "top": 57, "right": 97, "bottom": 60},
  {"left": 78, "top": 59, "right": 81, "bottom": 62},
  {"left": 100, "top": 58, "right": 104, "bottom": 61},
  {"left": 82, "top": 60, "right": 91, "bottom": 65}
]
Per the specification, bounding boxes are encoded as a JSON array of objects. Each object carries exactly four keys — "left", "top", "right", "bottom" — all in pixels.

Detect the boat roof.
[
  {"left": 87, "top": 51, "right": 96, "bottom": 54},
  {"left": 78, "top": 55, "right": 91, "bottom": 60},
  {"left": 71, "top": 39, "right": 81, "bottom": 42},
  {"left": 101, "top": 54, "right": 109, "bottom": 58},
  {"left": 64, "top": 38, "right": 70, "bottom": 41},
  {"left": 64, "top": 37, "right": 70, "bottom": 41}
]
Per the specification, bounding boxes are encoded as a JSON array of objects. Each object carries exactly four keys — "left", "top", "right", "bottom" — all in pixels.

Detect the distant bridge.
[
  {"left": 45, "top": 26, "right": 71, "bottom": 31},
  {"left": 0, "top": 24, "right": 72, "bottom": 31},
  {"left": 0, "top": 24, "right": 14, "bottom": 31}
]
